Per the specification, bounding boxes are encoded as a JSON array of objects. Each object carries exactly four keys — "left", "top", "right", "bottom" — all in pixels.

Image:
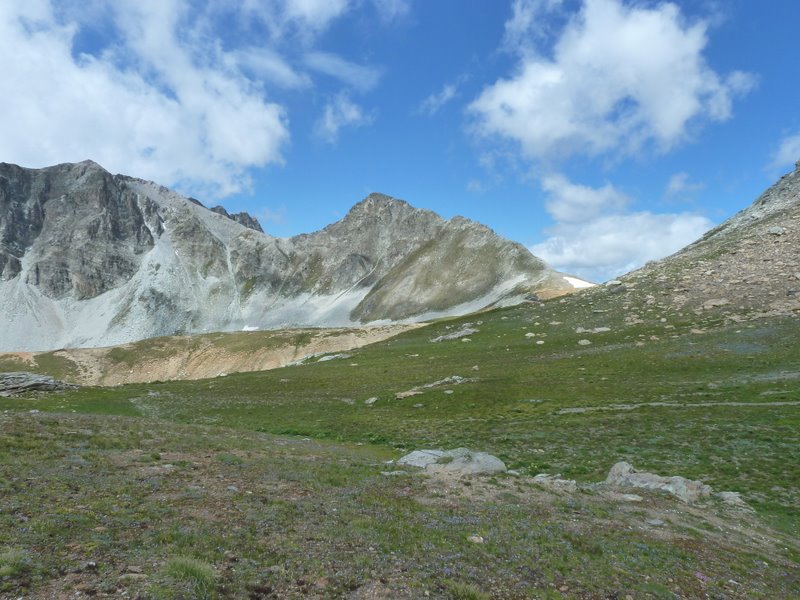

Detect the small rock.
[
  {"left": 467, "top": 535, "right": 484, "bottom": 544},
  {"left": 767, "top": 226, "right": 785, "bottom": 236},
  {"left": 227, "top": 485, "right": 238, "bottom": 492},
  {"left": 646, "top": 519, "right": 665, "bottom": 526},
  {"left": 364, "top": 397, "right": 377, "bottom": 405},
  {"left": 471, "top": 365, "right": 480, "bottom": 371},
  {"left": 577, "top": 339, "right": 592, "bottom": 346},
  {"left": 118, "top": 573, "right": 148, "bottom": 583},
  {"left": 621, "top": 493, "right": 643, "bottom": 502},
  {"left": 413, "top": 403, "right": 424, "bottom": 408},
  {"left": 532, "top": 473, "right": 577, "bottom": 492}
]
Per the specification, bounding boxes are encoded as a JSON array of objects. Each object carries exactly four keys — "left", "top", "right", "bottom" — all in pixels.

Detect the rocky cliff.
[{"left": 0, "top": 161, "right": 579, "bottom": 351}]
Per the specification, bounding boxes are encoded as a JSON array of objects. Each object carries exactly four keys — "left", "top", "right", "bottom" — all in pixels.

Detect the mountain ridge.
[{"left": 0, "top": 160, "right": 582, "bottom": 351}]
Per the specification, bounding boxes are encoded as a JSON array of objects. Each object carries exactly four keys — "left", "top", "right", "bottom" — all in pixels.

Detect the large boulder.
[
  {"left": 397, "top": 448, "right": 507, "bottom": 475},
  {"left": 605, "top": 461, "right": 712, "bottom": 503},
  {"left": 0, "top": 372, "right": 78, "bottom": 396}
]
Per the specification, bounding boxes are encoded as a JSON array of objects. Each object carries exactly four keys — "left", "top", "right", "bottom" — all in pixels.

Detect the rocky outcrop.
[
  {"left": 0, "top": 161, "right": 577, "bottom": 351},
  {"left": 605, "top": 461, "right": 712, "bottom": 503},
  {"left": 210, "top": 205, "right": 264, "bottom": 233},
  {"left": 396, "top": 448, "right": 507, "bottom": 475},
  {"left": 0, "top": 372, "right": 78, "bottom": 396}
]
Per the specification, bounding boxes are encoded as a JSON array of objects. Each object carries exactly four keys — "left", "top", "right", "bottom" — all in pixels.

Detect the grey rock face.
[
  {"left": 0, "top": 161, "right": 154, "bottom": 299},
  {"left": 0, "top": 161, "right": 574, "bottom": 351},
  {"left": 0, "top": 372, "right": 79, "bottom": 396}
]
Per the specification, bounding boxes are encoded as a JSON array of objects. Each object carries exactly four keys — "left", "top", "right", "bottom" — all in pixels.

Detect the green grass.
[
  {"left": 164, "top": 556, "right": 216, "bottom": 599},
  {"left": 445, "top": 580, "right": 491, "bottom": 600},
  {"left": 0, "top": 548, "right": 29, "bottom": 578}
]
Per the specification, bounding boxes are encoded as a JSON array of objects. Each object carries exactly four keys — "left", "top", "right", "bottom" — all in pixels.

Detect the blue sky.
[{"left": 2, "top": 0, "right": 799, "bottom": 282}]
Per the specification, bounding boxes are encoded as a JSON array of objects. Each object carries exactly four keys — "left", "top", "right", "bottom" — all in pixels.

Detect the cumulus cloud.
[
  {"left": 305, "top": 52, "right": 382, "bottom": 92},
  {"left": 770, "top": 132, "right": 800, "bottom": 173},
  {"left": 470, "top": 0, "right": 755, "bottom": 160},
  {"left": 315, "top": 93, "right": 373, "bottom": 143},
  {"left": 531, "top": 174, "right": 712, "bottom": 281},
  {"left": 0, "top": 1, "right": 293, "bottom": 198},
  {"left": 541, "top": 174, "right": 629, "bottom": 223}
]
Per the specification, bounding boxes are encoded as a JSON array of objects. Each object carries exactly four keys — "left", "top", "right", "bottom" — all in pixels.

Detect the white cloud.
[
  {"left": 470, "top": 0, "right": 755, "bottom": 160},
  {"left": 315, "top": 93, "right": 373, "bottom": 143},
  {"left": 770, "top": 132, "right": 800, "bottom": 173},
  {"left": 418, "top": 83, "right": 459, "bottom": 116},
  {"left": 305, "top": 51, "right": 382, "bottom": 91},
  {"left": 234, "top": 47, "right": 311, "bottom": 89},
  {"left": 541, "top": 174, "right": 629, "bottom": 223},
  {"left": 503, "top": 0, "right": 564, "bottom": 51},
  {"left": 665, "top": 172, "right": 704, "bottom": 198},
  {"left": 0, "top": 1, "right": 290, "bottom": 198},
  {"left": 283, "top": 0, "right": 350, "bottom": 29},
  {"left": 531, "top": 173, "right": 712, "bottom": 281},
  {"left": 241, "top": 0, "right": 350, "bottom": 38},
  {"left": 532, "top": 210, "right": 713, "bottom": 281}
]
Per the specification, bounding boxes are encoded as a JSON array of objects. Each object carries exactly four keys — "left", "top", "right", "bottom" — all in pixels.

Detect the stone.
[
  {"left": 715, "top": 491, "right": 752, "bottom": 510},
  {"left": 364, "top": 397, "right": 377, "bottom": 405},
  {"left": 431, "top": 327, "right": 478, "bottom": 343},
  {"left": 605, "top": 462, "right": 712, "bottom": 503},
  {"left": 0, "top": 372, "right": 79, "bottom": 397},
  {"left": 577, "top": 339, "right": 592, "bottom": 346},
  {"left": 397, "top": 448, "right": 507, "bottom": 475},
  {"left": 467, "top": 535, "right": 484, "bottom": 544},
  {"left": 767, "top": 226, "right": 785, "bottom": 235},
  {"left": 532, "top": 473, "right": 577, "bottom": 492}
]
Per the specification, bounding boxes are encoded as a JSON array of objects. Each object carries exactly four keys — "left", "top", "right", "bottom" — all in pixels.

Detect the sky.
[{"left": 1, "top": 0, "right": 799, "bottom": 283}]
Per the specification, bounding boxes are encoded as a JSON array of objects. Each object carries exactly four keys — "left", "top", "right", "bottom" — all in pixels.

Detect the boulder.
[
  {"left": 605, "top": 461, "right": 712, "bottom": 503},
  {"left": 397, "top": 448, "right": 506, "bottom": 475},
  {"left": 0, "top": 372, "right": 79, "bottom": 397}
]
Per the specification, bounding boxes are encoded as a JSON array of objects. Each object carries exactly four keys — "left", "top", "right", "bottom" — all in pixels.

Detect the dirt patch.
[{"left": 2, "top": 324, "right": 420, "bottom": 386}]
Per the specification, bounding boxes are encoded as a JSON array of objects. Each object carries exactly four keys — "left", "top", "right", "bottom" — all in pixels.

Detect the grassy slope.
[{"left": 1, "top": 290, "right": 799, "bottom": 598}]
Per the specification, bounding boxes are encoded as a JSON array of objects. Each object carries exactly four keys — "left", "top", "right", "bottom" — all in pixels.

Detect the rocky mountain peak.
[{"left": 210, "top": 205, "right": 264, "bottom": 233}]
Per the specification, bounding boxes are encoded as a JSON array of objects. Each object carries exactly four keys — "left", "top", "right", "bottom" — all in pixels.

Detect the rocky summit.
[{"left": 0, "top": 161, "right": 580, "bottom": 351}]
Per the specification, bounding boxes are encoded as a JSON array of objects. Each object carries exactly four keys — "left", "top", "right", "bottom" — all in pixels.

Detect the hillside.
[{"left": 0, "top": 161, "right": 581, "bottom": 352}]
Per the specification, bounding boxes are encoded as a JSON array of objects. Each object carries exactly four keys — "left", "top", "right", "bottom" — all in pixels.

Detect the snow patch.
[{"left": 563, "top": 275, "right": 596, "bottom": 289}]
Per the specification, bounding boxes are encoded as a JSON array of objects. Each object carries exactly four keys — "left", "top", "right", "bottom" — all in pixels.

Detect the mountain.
[
  {"left": 619, "top": 160, "right": 800, "bottom": 317},
  {"left": 566, "top": 160, "right": 800, "bottom": 324},
  {"left": 0, "top": 160, "right": 582, "bottom": 351}
]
